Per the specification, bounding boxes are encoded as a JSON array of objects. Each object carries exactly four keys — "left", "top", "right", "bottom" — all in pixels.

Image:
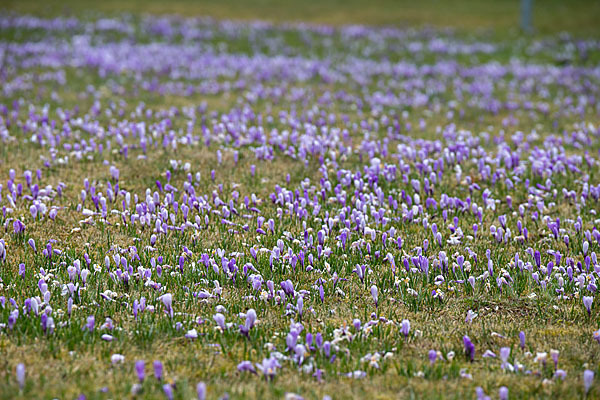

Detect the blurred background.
[{"left": 1, "top": 0, "right": 600, "bottom": 35}]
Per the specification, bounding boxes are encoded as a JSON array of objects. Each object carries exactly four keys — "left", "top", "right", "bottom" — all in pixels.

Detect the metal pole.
[{"left": 521, "top": 0, "right": 534, "bottom": 33}]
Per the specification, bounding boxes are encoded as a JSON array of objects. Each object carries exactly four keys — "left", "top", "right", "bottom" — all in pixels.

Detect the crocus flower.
[
  {"left": 163, "top": 383, "right": 173, "bottom": 400},
  {"left": 370, "top": 285, "right": 378, "bottom": 308},
  {"left": 475, "top": 387, "right": 489, "bottom": 400},
  {"left": 153, "top": 360, "right": 163, "bottom": 381},
  {"left": 237, "top": 361, "right": 257, "bottom": 374},
  {"left": 465, "top": 309, "right": 477, "bottom": 324},
  {"left": 584, "top": 369, "right": 594, "bottom": 394},
  {"left": 500, "top": 347, "right": 510, "bottom": 369},
  {"left": 482, "top": 350, "right": 496, "bottom": 358},
  {"left": 159, "top": 293, "right": 173, "bottom": 318},
  {"left": 197, "top": 382, "right": 206, "bottom": 400},
  {"left": 499, "top": 386, "right": 508, "bottom": 400},
  {"left": 16, "top": 363, "right": 25, "bottom": 390},
  {"left": 401, "top": 319, "right": 410, "bottom": 338},
  {"left": 135, "top": 360, "right": 145, "bottom": 382},
  {"left": 463, "top": 336, "right": 475, "bottom": 362},
  {"left": 111, "top": 354, "right": 125, "bottom": 364},
  {"left": 101, "top": 334, "right": 114, "bottom": 341},
  {"left": 519, "top": 331, "right": 526, "bottom": 350},
  {"left": 214, "top": 313, "right": 226, "bottom": 330},
  {"left": 297, "top": 296, "right": 304, "bottom": 318},
  {"left": 256, "top": 356, "right": 281, "bottom": 381},
  {"left": 240, "top": 309, "right": 257, "bottom": 336},
  {"left": 583, "top": 296, "right": 593, "bottom": 315},
  {"left": 534, "top": 352, "right": 548, "bottom": 366},
  {"left": 428, "top": 350, "right": 437, "bottom": 365},
  {"left": 85, "top": 315, "right": 95, "bottom": 332},
  {"left": 185, "top": 329, "right": 198, "bottom": 339},
  {"left": 550, "top": 349, "right": 559, "bottom": 369}
]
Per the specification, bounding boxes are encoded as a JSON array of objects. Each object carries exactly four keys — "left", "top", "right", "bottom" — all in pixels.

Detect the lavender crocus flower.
[
  {"left": 583, "top": 296, "right": 593, "bottom": 315},
  {"left": 197, "top": 382, "right": 207, "bottom": 400},
  {"left": 370, "top": 285, "right": 378, "bottom": 308},
  {"left": 214, "top": 313, "right": 226, "bottom": 330},
  {"left": 135, "top": 360, "right": 145, "bottom": 382},
  {"left": 237, "top": 361, "right": 257, "bottom": 374},
  {"left": 500, "top": 347, "right": 510, "bottom": 369},
  {"left": 499, "top": 386, "right": 508, "bottom": 400},
  {"left": 401, "top": 319, "right": 410, "bottom": 338},
  {"left": 519, "top": 331, "right": 526, "bottom": 350},
  {"left": 475, "top": 387, "right": 488, "bottom": 400},
  {"left": 463, "top": 335, "right": 475, "bottom": 362},
  {"left": 153, "top": 360, "right": 163, "bottom": 381},
  {"left": 256, "top": 356, "right": 281, "bottom": 381},
  {"left": 297, "top": 296, "right": 304, "bottom": 318},
  {"left": 550, "top": 349, "right": 559, "bottom": 369},
  {"left": 163, "top": 383, "right": 173, "bottom": 400},
  {"left": 159, "top": 293, "right": 173, "bottom": 318},
  {"left": 16, "top": 363, "right": 25, "bottom": 390},
  {"left": 85, "top": 315, "right": 95, "bottom": 332},
  {"left": 554, "top": 369, "right": 567, "bottom": 380},
  {"left": 584, "top": 369, "right": 594, "bottom": 394},
  {"left": 428, "top": 350, "right": 437, "bottom": 365},
  {"left": 240, "top": 309, "right": 257, "bottom": 336},
  {"left": 465, "top": 309, "right": 477, "bottom": 324}
]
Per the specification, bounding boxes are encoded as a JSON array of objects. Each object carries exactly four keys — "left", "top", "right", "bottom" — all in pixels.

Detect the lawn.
[{"left": 0, "top": 1, "right": 600, "bottom": 399}]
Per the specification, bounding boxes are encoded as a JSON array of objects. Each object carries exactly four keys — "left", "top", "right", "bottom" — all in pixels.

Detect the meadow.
[{"left": 1, "top": 1, "right": 600, "bottom": 399}]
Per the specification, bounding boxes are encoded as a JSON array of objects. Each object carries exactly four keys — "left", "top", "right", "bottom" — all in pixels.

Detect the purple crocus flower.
[
  {"left": 197, "top": 382, "right": 207, "bottom": 400},
  {"left": 68, "top": 298, "right": 73, "bottom": 317},
  {"left": 428, "top": 350, "right": 437, "bottom": 365},
  {"left": 237, "top": 361, "right": 257, "bottom": 374},
  {"left": 584, "top": 369, "right": 594, "bottom": 394},
  {"left": 214, "top": 313, "right": 226, "bottom": 330},
  {"left": 554, "top": 369, "right": 567, "bottom": 380},
  {"left": 475, "top": 387, "right": 489, "bottom": 400},
  {"left": 463, "top": 335, "right": 475, "bottom": 361},
  {"left": 583, "top": 296, "right": 593, "bottom": 315},
  {"left": 16, "top": 363, "right": 25, "bottom": 390},
  {"left": 101, "top": 334, "right": 113, "bottom": 342},
  {"left": 246, "top": 309, "right": 257, "bottom": 328},
  {"left": 240, "top": 309, "right": 257, "bottom": 336},
  {"left": 135, "top": 360, "right": 145, "bottom": 382},
  {"left": 153, "top": 360, "right": 163, "bottom": 381},
  {"left": 499, "top": 386, "right": 508, "bottom": 400},
  {"left": 28, "top": 239, "right": 36, "bottom": 252},
  {"left": 256, "top": 356, "right": 281, "bottom": 381},
  {"left": 353, "top": 264, "right": 366, "bottom": 283},
  {"left": 519, "top": 331, "right": 526, "bottom": 350},
  {"left": 159, "top": 293, "right": 173, "bottom": 318},
  {"left": 550, "top": 349, "right": 559, "bottom": 369},
  {"left": 297, "top": 296, "right": 304, "bottom": 318},
  {"left": 85, "top": 315, "right": 95, "bottom": 332},
  {"left": 162, "top": 383, "right": 174, "bottom": 400},
  {"left": 401, "top": 319, "right": 410, "bottom": 338},
  {"left": 370, "top": 285, "right": 378, "bottom": 308},
  {"left": 13, "top": 219, "right": 25, "bottom": 234}
]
